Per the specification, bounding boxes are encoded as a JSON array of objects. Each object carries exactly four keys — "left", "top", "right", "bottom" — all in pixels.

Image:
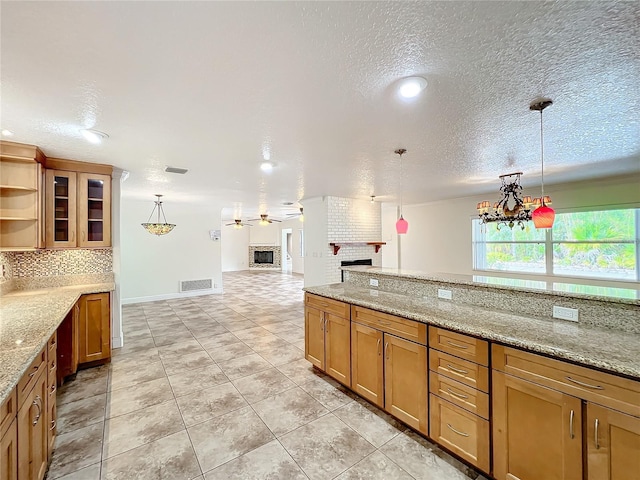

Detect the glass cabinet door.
[
  {"left": 78, "top": 173, "right": 111, "bottom": 247},
  {"left": 45, "top": 170, "right": 77, "bottom": 247}
]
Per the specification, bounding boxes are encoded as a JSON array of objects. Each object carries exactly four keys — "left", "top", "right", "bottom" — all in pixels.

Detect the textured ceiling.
[{"left": 1, "top": 1, "right": 639, "bottom": 220}]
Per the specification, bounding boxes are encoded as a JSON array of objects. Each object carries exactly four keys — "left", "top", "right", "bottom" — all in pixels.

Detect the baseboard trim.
[
  {"left": 112, "top": 336, "right": 123, "bottom": 348},
  {"left": 122, "top": 288, "right": 223, "bottom": 305}
]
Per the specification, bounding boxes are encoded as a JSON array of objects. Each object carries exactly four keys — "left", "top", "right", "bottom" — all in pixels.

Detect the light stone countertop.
[
  {"left": 341, "top": 266, "right": 640, "bottom": 305},
  {"left": 0, "top": 282, "right": 115, "bottom": 405},
  {"left": 304, "top": 283, "right": 640, "bottom": 380}
]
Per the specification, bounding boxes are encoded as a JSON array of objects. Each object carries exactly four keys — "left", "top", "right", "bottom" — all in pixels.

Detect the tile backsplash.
[{"left": 1, "top": 249, "right": 113, "bottom": 278}]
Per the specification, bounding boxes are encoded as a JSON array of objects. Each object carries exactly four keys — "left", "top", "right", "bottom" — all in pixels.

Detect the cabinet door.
[
  {"left": 45, "top": 169, "right": 77, "bottom": 247},
  {"left": 56, "top": 305, "right": 79, "bottom": 384},
  {"left": 305, "top": 306, "right": 325, "bottom": 370},
  {"left": 78, "top": 293, "right": 111, "bottom": 364},
  {"left": 587, "top": 403, "right": 640, "bottom": 480},
  {"left": 493, "top": 371, "right": 583, "bottom": 480},
  {"left": 351, "top": 323, "right": 384, "bottom": 407},
  {"left": 0, "top": 419, "right": 17, "bottom": 480},
  {"left": 17, "top": 371, "right": 48, "bottom": 480},
  {"left": 325, "top": 313, "right": 351, "bottom": 387},
  {"left": 77, "top": 173, "right": 111, "bottom": 247},
  {"left": 384, "top": 334, "right": 427, "bottom": 434}
]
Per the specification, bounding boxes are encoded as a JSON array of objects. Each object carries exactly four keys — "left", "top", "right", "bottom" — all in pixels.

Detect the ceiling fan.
[
  {"left": 248, "top": 214, "right": 281, "bottom": 225},
  {"left": 286, "top": 207, "right": 304, "bottom": 221},
  {"left": 225, "top": 219, "right": 253, "bottom": 228}
]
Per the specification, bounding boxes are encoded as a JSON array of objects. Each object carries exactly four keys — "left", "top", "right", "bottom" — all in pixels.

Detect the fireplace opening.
[{"left": 254, "top": 251, "right": 274, "bottom": 264}]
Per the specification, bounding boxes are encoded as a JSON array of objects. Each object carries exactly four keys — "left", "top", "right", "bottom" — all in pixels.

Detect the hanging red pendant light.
[
  {"left": 395, "top": 148, "right": 408, "bottom": 234},
  {"left": 530, "top": 99, "right": 555, "bottom": 229}
]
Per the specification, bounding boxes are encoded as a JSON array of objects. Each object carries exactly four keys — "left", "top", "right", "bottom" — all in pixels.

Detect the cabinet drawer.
[
  {"left": 16, "top": 347, "right": 47, "bottom": 406},
  {"left": 352, "top": 305, "right": 427, "bottom": 345},
  {"left": 0, "top": 389, "right": 17, "bottom": 438},
  {"left": 429, "top": 349, "right": 489, "bottom": 392},
  {"left": 429, "top": 327, "right": 489, "bottom": 366},
  {"left": 429, "top": 394, "right": 490, "bottom": 473},
  {"left": 305, "top": 293, "right": 350, "bottom": 319},
  {"left": 48, "top": 332, "right": 57, "bottom": 354},
  {"left": 493, "top": 344, "right": 640, "bottom": 417},
  {"left": 429, "top": 372, "right": 489, "bottom": 419}
]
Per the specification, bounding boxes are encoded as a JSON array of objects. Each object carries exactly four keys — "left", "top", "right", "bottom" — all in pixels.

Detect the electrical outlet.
[
  {"left": 369, "top": 278, "right": 379, "bottom": 287},
  {"left": 437, "top": 289, "right": 452, "bottom": 300},
  {"left": 553, "top": 306, "right": 579, "bottom": 322}
]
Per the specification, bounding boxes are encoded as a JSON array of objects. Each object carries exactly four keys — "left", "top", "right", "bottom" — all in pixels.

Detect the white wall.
[
  {"left": 249, "top": 222, "right": 279, "bottom": 245},
  {"left": 399, "top": 174, "right": 640, "bottom": 277},
  {"left": 381, "top": 203, "right": 399, "bottom": 269},
  {"left": 278, "top": 217, "right": 305, "bottom": 274},
  {"left": 221, "top": 224, "right": 250, "bottom": 272},
  {"left": 303, "top": 197, "right": 329, "bottom": 287},
  {"left": 121, "top": 198, "right": 222, "bottom": 302}
]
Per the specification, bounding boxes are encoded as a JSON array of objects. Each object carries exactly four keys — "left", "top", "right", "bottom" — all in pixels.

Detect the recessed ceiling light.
[
  {"left": 398, "top": 76, "right": 428, "bottom": 99},
  {"left": 80, "top": 128, "right": 109, "bottom": 144},
  {"left": 260, "top": 161, "right": 274, "bottom": 172},
  {"left": 1, "top": 129, "right": 14, "bottom": 136}
]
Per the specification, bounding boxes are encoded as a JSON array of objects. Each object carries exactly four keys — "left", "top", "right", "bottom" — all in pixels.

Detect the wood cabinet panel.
[
  {"left": 16, "top": 349, "right": 47, "bottom": 406},
  {"left": 305, "top": 293, "right": 350, "bottom": 319},
  {"left": 57, "top": 304, "right": 79, "bottom": 384},
  {"left": 351, "top": 305, "right": 426, "bottom": 345},
  {"left": 17, "top": 370, "right": 48, "bottom": 480},
  {"left": 428, "top": 327, "right": 489, "bottom": 366},
  {"left": 0, "top": 419, "right": 17, "bottom": 480},
  {"left": 78, "top": 293, "right": 111, "bottom": 364},
  {"left": 77, "top": 173, "right": 111, "bottom": 247},
  {"left": 351, "top": 322, "right": 384, "bottom": 407},
  {"left": 429, "top": 371, "right": 489, "bottom": 419},
  {"left": 430, "top": 394, "right": 490, "bottom": 472},
  {"left": 586, "top": 402, "right": 640, "bottom": 480},
  {"left": 325, "top": 313, "right": 351, "bottom": 387},
  {"left": 384, "top": 334, "right": 427, "bottom": 434},
  {"left": 429, "top": 349, "right": 489, "bottom": 393},
  {"left": 1, "top": 389, "right": 17, "bottom": 439},
  {"left": 493, "top": 371, "right": 583, "bottom": 480},
  {"left": 47, "top": 334, "right": 57, "bottom": 453},
  {"left": 305, "top": 306, "right": 325, "bottom": 370},
  {"left": 493, "top": 344, "right": 640, "bottom": 417}
]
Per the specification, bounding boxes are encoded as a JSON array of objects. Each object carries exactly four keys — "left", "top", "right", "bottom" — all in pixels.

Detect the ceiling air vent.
[
  {"left": 165, "top": 166, "right": 188, "bottom": 174},
  {"left": 179, "top": 278, "right": 213, "bottom": 292}
]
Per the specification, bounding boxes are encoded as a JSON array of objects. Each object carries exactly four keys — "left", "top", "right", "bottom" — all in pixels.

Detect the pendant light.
[
  {"left": 141, "top": 194, "right": 176, "bottom": 235},
  {"left": 395, "top": 148, "right": 409, "bottom": 234},
  {"left": 530, "top": 99, "right": 555, "bottom": 229}
]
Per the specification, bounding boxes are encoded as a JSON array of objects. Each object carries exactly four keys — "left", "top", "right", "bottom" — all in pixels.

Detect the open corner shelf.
[{"left": 329, "top": 241, "right": 386, "bottom": 255}]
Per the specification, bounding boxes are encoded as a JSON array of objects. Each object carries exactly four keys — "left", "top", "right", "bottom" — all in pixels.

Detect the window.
[{"left": 473, "top": 208, "right": 640, "bottom": 282}]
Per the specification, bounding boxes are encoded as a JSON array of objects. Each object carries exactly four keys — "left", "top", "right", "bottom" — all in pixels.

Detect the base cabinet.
[
  {"left": 586, "top": 403, "right": 640, "bottom": 480},
  {"left": 0, "top": 419, "right": 18, "bottom": 480},
  {"left": 77, "top": 293, "right": 111, "bottom": 364},
  {"left": 17, "top": 370, "right": 48, "bottom": 480},
  {"left": 351, "top": 322, "right": 384, "bottom": 406}
]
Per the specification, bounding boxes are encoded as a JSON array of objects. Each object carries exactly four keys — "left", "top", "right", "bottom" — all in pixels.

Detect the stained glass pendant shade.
[{"left": 142, "top": 194, "right": 176, "bottom": 235}]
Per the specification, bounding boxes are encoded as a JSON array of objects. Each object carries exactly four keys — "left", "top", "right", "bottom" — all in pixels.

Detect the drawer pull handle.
[
  {"left": 377, "top": 338, "right": 381, "bottom": 356},
  {"left": 446, "top": 423, "right": 470, "bottom": 437},
  {"left": 594, "top": 418, "right": 600, "bottom": 449},
  {"left": 565, "top": 376, "right": 604, "bottom": 390},
  {"left": 50, "top": 362, "right": 56, "bottom": 370},
  {"left": 569, "top": 410, "right": 575, "bottom": 439},
  {"left": 325, "top": 317, "right": 329, "bottom": 333},
  {"left": 385, "top": 342, "right": 390, "bottom": 360},
  {"left": 446, "top": 341, "right": 468, "bottom": 350},
  {"left": 50, "top": 420, "right": 57, "bottom": 431},
  {"left": 50, "top": 384, "right": 56, "bottom": 394},
  {"left": 446, "top": 364, "right": 468, "bottom": 375},
  {"left": 32, "top": 396, "right": 42, "bottom": 426},
  {"left": 380, "top": 321, "right": 392, "bottom": 326},
  {"left": 446, "top": 388, "right": 468, "bottom": 400},
  {"left": 28, "top": 366, "right": 39, "bottom": 378}
]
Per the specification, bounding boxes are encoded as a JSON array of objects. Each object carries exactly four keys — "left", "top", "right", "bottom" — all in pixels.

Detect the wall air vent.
[
  {"left": 165, "top": 166, "right": 188, "bottom": 174},
  {"left": 179, "top": 278, "right": 213, "bottom": 292}
]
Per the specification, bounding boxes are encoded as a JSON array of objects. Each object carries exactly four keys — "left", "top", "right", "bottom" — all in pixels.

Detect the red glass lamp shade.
[
  {"left": 396, "top": 215, "right": 409, "bottom": 234},
  {"left": 532, "top": 204, "right": 555, "bottom": 229}
]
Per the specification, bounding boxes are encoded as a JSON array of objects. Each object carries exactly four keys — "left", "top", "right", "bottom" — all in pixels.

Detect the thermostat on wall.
[{"left": 209, "top": 230, "right": 221, "bottom": 241}]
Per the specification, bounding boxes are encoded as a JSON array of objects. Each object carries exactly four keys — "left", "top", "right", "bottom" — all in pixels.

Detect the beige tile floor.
[{"left": 46, "top": 271, "right": 487, "bottom": 480}]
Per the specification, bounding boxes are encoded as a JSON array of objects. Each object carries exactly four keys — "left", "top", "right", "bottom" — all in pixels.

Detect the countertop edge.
[{"left": 304, "top": 285, "right": 640, "bottom": 380}]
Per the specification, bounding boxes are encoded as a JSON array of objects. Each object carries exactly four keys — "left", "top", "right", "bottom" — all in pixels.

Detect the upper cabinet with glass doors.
[{"left": 45, "top": 159, "right": 112, "bottom": 248}]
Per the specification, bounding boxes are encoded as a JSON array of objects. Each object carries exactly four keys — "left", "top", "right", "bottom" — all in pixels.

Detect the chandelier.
[
  {"left": 476, "top": 172, "right": 540, "bottom": 230},
  {"left": 141, "top": 194, "right": 176, "bottom": 235}
]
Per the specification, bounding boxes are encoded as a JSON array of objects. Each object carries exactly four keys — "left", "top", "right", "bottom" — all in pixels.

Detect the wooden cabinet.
[
  {"left": 47, "top": 334, "right": 57, "bottom": 453},
  {"left": 57, "top": 304, "right": 79, "bottom": 384},
  {"left": 350, "top": 306, "right": 427, "bottom": 434},
  {"left": 17, "top": 369, "right": 48, "bottom": 480},
  {"left": 493, "top": 370, "right": 583, "bottom": 480},
  {"left": 0, "top": 141, "right": 45, "bottom": 251},
  {"left": 586, "top": 403, "right": 640, "bottom": 480},
  {"left": 304, "top": 294, "right": 351, "bottom": 386},
  {"left": 45, "top": 166, "right": 111, "bottom": 248},
  {"left": 1, "top": 418, "right": 18, "bottom": 480},
  {"left": 78, "top": 293, "right": 111, "bottom": 364}
]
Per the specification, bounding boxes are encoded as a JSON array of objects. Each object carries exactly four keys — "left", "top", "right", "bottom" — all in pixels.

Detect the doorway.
[{"left": 281, "top": 228, "right": 293, "bottom": 273}]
